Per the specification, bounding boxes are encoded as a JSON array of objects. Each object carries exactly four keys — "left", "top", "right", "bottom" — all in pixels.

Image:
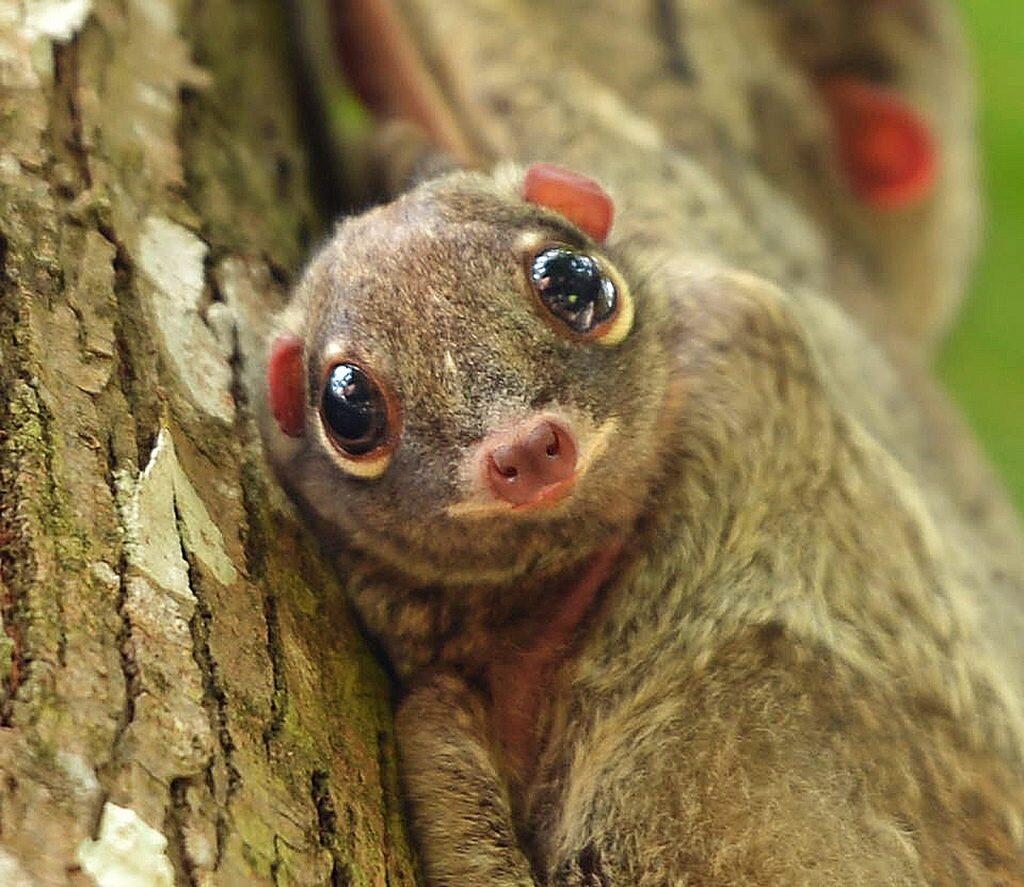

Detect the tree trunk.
[{"left": 0, "top": 1, "right": 417, "bottom": 883}]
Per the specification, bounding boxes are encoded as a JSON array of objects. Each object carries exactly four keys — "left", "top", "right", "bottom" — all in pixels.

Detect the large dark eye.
[
  {"left": 320, "top": 363, "right": 388, "bottom": 456},
  {"left": 530, "top": 247, "right": 617, "bottom": 335}
]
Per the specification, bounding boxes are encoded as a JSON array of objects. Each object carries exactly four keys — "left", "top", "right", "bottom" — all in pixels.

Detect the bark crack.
[
  {"left": 270, "top": 834, "right": 283, "bottom": 885},
  {"left": 239, "top": 461, "right": 289, "bottom": 755},
  {"left": 311, "top": 770, "right": 354, "bottom": 887},
  {"left": 100, "top": 227, "right": 162, "bottom": 469},
  {"left": 50, "top": 38, "right": 92, "bottom": 195},
  {"left": 90, "top": 232, "right": 146, "bottom": 796},
  {"left": 167, "top": 776, "right": 201, "bottom": 887},
  {"left": 262, "top": 583, "right": 288, "bottom": 754},
  {"left": 173, "top": 498, "right": 240, "bottom": 870},
  {"left": 108, "top": 545, "right": 140, "bottom": 768}
]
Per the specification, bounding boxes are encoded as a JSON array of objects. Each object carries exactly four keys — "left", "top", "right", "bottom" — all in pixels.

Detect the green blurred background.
[{"left": 939, "top": 1, "right": 1024, "bottom": 510}]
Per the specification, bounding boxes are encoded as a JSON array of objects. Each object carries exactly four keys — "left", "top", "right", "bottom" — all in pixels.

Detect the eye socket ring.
[
  {"left": 523, "top": 242, "right": 634, "bottom": 345},
  {"left": 317, "top": 358, "right": 400, "bottom": 477}
]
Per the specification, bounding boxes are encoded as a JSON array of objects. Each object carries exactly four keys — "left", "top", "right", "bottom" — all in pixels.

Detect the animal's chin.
[
  {"left": 351, "top": 512, "right": 604, "bottom": 588},
  {"left": 413, "top": 483, "right": 648, "bottom": 585}
]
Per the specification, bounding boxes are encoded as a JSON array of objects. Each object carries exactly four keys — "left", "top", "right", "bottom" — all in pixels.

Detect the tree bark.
[{"left": 0, "top": 1, "right": 417, "bottom": 884}]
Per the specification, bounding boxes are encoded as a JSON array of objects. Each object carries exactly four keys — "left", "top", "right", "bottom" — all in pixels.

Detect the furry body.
[{"left": 266, "top": 1, "right": 1024, "bottom": 882}]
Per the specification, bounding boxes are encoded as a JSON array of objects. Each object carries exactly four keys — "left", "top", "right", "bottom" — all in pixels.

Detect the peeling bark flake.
[
  {"left": 17, "top": 0, "right": 93, "bottom": 44},
  {"left": 137, "top": 217, "right": 235, "bottom": 423},
  {"left": 76, "top": 802, "right": 175, "bottom": 887}
]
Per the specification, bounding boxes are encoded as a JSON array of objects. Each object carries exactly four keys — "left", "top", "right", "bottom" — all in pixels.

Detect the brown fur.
[{"left": 264, "top": 0, "right": 1024, "bottom": 883}]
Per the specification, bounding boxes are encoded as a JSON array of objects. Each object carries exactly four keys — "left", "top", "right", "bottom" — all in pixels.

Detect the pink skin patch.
[
  {"left": 268, "top": 335, "right": 306, "bottom": 438},
  {"left": 487, "top": 536, "right": 625, "bottom": 776},
  {"left": 822, "top": 77, "right": 937, "bottom": 210},
  {"left": 523, "top": 163, "right": 615, "bottom": 241}
]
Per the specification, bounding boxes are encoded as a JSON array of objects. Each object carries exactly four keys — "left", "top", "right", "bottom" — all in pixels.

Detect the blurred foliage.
[{"left": 939, "top": 1, "right": 1024, "bottom": 509}]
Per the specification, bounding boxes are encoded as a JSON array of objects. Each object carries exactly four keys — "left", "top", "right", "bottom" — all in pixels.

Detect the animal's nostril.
[
  {"left": 491, "top": 445, "right": 521, "bottom": 482},
  {"left": 541, "top": 426, "right": 561, "bottom": 457},
  {"left": 527, "top": 422, "right": 560, "bottom": 459}
]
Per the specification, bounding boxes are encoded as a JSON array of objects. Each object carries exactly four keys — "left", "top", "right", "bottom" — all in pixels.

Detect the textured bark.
[{"left": 0, "top": 1, "right": 417, "bottom": 884}]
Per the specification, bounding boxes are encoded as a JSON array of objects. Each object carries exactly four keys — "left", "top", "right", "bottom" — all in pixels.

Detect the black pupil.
[
  {"left": 322, "top": 364, "right": 385, "bottom": 455},
  {"left": 530, "top": 247, "right": 616, "bottom": 333}
]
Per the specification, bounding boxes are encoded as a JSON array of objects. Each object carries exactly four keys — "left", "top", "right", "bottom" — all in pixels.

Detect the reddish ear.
[
  {"left": 523, "top": 163, "right": 615, "bottom": 241},
  {"left": 822, "top": 77, "right": 937, "bottom": 210},
  {"left": 268, "top": 335, "right": 306, "bottom": 438}
]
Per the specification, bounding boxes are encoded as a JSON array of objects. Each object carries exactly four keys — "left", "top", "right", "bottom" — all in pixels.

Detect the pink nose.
[{"left": 484, "top": 420, "right": 579, "bottom": 507}]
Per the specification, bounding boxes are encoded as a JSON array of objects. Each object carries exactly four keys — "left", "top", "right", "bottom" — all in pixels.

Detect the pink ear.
[
  {"left": 268, "top": 335, "right": 306, "bottom": 438},
  {"left": 523, "top": 163, "right": 615, "bottom": 241},
  {"left": 822, "top": 77, "right": 937, "bottom": 210}
]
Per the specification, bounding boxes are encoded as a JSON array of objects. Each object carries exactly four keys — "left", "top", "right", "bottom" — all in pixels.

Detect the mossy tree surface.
[{"left": 0, "top": 1, "right": 417, "bottom": 884}]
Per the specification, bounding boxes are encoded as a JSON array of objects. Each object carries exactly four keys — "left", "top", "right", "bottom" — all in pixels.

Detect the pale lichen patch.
[
  {"left": 122, "top": 428, "right": 190, "bottom": 596},
  {"left": 132, "top": 0, "right": 176, "bottom": 34},
  {"left": 90, "top": 560, "right": 120, "bottom": 589},
  {"left": 213, "top": 257, "right": 279, "bottom": 349},
  {"left": 137, "top": 216, "right": 234, "bottom": 423},
  {"left": 125, "top": 427, "right": 238, "bottom": 589},
  {"left": 0, "top": 153, "right": 21, "bottom": 179},
  {"left": 17, "top": 0, "right": 93, "bottom": 43},
  {"left": 0, "top": 849, "right": 35, "bottom": 887},
  {"left": 76, "top": 802, "right": 175, "bottom": 887},
  {"left": 113, "top": 428, "right": 216, "bottom": 808},
  {"left": 205, "top": 301, "right": 236, "bottom": 361},
  {"left": 0, "top": 22, "right": 44, "bottom": 91},
  {"left": 213, "top": 256, "right": 283, "bottom": 401},
  {"left": 56, "top": 750, "right": 102, "bottom": 802}
]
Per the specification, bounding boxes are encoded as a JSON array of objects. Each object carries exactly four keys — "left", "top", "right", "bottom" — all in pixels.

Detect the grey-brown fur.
[{"left": 265, "top": 0, "right": 1024, "bottom": 882}]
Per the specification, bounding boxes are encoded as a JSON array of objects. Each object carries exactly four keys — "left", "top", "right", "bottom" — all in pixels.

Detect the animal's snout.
[{"left": 483, "top": 419, "right": 579, "bottom": 508}]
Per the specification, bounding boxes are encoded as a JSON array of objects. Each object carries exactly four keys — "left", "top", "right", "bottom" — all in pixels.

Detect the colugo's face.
[{"left": 264, "top": 167, "right": 673, "bottom": 584}]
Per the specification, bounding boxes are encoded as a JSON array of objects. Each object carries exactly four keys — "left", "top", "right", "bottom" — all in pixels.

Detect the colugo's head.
[{"left": 262, "top": 163, "right": 675, "bottom": 585}]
